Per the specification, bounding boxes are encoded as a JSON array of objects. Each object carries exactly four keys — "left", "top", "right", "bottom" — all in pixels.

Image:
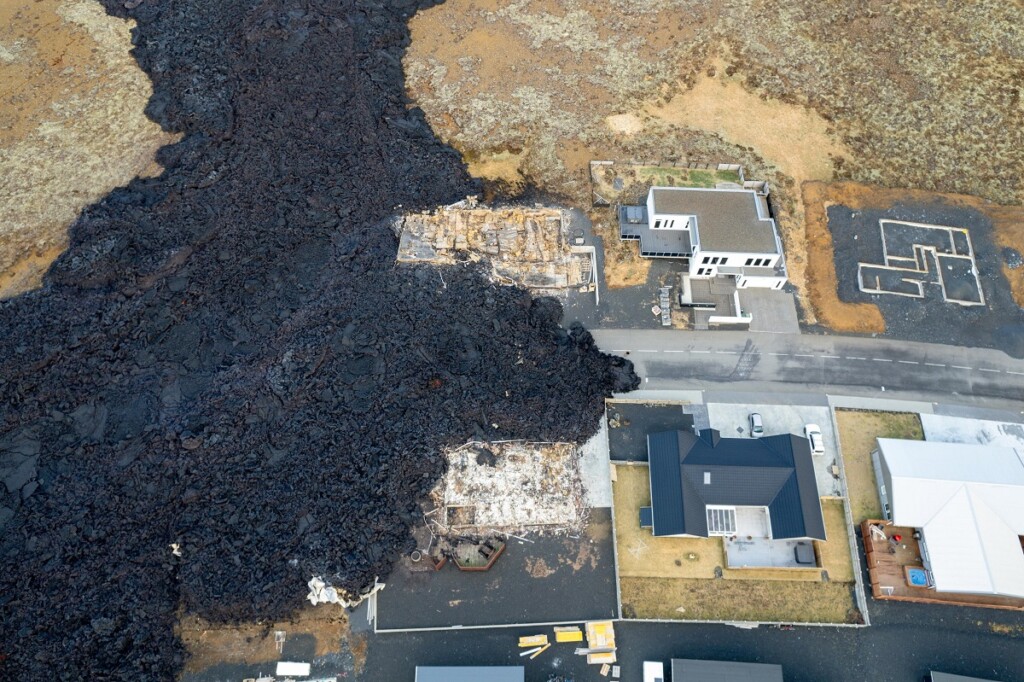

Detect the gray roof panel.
[
  {"left": 671, "top": 659, "right": 784, "bottom": 682},
  {"left": 415, "top": 666, "right": 525, "bottom": 682},
  {"left": 650, "top": 188, "right": 779, "bottom": 254},
  {"left": 619, "top": 205, "right": 691, "bottom": 256},
  {"left": 648, "top": 431, "right": 686, "bottom": 535},
  {"left": 928, "top": 673, "right": 998, "bottom": 682}
]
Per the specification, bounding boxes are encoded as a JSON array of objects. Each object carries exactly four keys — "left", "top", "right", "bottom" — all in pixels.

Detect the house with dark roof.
[
  {"left": 640, "top": 428, "right": 825, "bottom": 568},
  {"left": 619, "top": 186, "right": 787, "bottom": 291}
]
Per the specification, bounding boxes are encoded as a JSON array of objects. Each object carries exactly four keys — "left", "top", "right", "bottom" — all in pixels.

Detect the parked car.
[
  {"left": 748, "top": 412, "right": 764, "bottom": 437},
  {"left": 804, "top": 423, "right": 825, "bottom": 455}
]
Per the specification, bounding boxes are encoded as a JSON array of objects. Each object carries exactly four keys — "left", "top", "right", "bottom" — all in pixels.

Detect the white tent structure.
[{"left": 874, "top": 439, "right": 1024, "bottom": 599}]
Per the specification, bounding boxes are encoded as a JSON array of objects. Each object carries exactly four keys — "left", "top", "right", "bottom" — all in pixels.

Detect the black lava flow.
[{"left": 0, "top": 1, "right": 637, "bottom": 678}]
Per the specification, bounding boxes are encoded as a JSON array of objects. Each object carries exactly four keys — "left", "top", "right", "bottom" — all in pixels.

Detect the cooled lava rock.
[{"left": 0, "top": 0, "right": 636, "bottom": 679}]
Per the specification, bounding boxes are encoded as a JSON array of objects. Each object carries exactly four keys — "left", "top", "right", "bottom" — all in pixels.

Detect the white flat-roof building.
[
  {"left": 621, "top": 187, "right": 787, "bottom": 290},
  {"left": 873, "top": 438, "right": 1024, "bottom": 599}
]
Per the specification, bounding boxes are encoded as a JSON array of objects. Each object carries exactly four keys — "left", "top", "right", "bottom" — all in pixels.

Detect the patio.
[
  {"left": 861, "top": 520, "right": 1024, "bottom": 611},
  {"left": 679, "top": 275, "right": 749, "bottom": 330},
  {"left": 725, "top": 536, "right": 818, "bottom": 570}
]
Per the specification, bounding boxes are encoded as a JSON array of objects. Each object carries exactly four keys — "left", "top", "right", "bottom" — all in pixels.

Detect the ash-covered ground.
[{"left": 0, "top": 1, "right": 637, "bottom": 678}]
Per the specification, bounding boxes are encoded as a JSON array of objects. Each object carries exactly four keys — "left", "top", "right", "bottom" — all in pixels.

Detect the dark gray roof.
[
  {"left": 415, "top": 666, "right": 524, "bottom": 682},
  {"left": 647, "top": 429, "right": 825, "bottom": 540},
  {"left": 672, "top": 659, "right": 784, "bottom": 682},
  {"left": 619, "top": 205, "right": 691, "bottom": 257},
  {"left": 648, "top": 431, "right": 686, "bottom": 535},
  {"left": 650, "top": 188, "right": 779, "bottom": 254}
]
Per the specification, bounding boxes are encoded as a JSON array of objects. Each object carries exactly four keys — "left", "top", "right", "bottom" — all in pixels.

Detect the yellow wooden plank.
[
  {"left": 518, "top": 634, "right": 549, "bottom": 647},
  {"left": 529, "top": 643, "right": 551, "bottom": 660}
]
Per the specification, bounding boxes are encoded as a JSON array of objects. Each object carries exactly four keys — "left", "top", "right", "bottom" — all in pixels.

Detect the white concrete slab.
[
  {"left": 725, "top": 537, "right": 814, "bottom": 569},
  {"left": 706, "top": 402, "right": 842, "bottom": 497},
  {"left": 919, "top": 414, "right": 1024, "bottom": 449},
  {"left": 580, "top": 417, "right": 612, "bottom": 507}
]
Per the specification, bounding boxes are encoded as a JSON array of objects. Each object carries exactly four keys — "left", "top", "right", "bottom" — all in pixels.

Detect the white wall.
[
  {"left": 690, "top": 248, "right": 780, "bottom": 278},
  {"left": 737, "top": 275, "right": 786, "bottom": 290},
  {"left": 646, "top": 191, "right": 692, "bottom": 231}
]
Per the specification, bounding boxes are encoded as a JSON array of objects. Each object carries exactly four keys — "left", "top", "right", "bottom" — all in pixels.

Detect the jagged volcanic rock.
[{"left": 0, "top": 0, "right": 636, "bottom": 678}]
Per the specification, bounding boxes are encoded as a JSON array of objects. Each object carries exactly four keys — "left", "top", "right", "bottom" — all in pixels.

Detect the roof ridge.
[
  {"left": 962, "top": 486, "right": 1000, "bottom": 594},
  {"left": 915, "top": 481, "right": 968, "bottom": 527},
  {"left": 757, "top": 433, "right": 796, "bottom": 465}
]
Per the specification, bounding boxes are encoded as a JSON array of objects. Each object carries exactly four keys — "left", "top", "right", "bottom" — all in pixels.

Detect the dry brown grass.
[
  {"left": 612, "top": 465, "right": 858, "bottom": 624},
  {"left": 818, "top": 498, "right": 855, "bottom": 583},
  {"left": 802, "top": 182, "right": 887, "bottom": 333},
  {"left": 405, "top": 1, "right": 1024, "bottom": 323},
  {"left": 620, "top": 576, "right": 858, "bottom": 623},
  {"left": 591, "top": 211, "right": 652, "bottom": 289},
  {"left": 613, "top": 463, "right": 724, "bottom": 579},
  {"left": 0, "top": 0, "right": 178, "bottom": 298},
  {"left": 835, "top": 409, "right": 923, "bottom": 523},
  {"left": 177, "top": 608, "right": 364, "bottom": 675}
]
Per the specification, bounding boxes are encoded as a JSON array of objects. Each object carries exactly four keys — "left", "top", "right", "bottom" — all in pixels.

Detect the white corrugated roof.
[{"left": 877, "top": 439, "right": 1024, "bottom": 598}]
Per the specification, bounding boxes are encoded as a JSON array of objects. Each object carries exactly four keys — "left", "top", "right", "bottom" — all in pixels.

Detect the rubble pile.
[
  {"left": 430, "top": 441, "right": 587, "bottom": 535},
  {"left": 0, "top": 0, "right": 637, "bottom": 679},
  {"left": 397, "top": 205, "right": 595, "bottom": 292}
]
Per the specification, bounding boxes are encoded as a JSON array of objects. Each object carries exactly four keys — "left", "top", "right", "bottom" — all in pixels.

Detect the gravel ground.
[{"left": 828, "top": 201, "right": 1024, "bottom": 358}]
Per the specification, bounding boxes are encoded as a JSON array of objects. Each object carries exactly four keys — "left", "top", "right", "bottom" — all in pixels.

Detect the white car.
[
  {"left": 749, "top": 412, "right": 764, "bottom": 438},
  {"left": 804, "top": 424, "right": 825, "bottom": 455}
]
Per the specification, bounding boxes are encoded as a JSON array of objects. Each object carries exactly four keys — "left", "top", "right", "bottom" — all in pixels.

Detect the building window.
[
  {"left": 719, "top": 257, "right": 728, "bottom": 265},
  {"left": 654, "top": 219, "right": 662, "bottom": 229},
  {"left": 706, "top": 507, "right": 736, "bottom": 535},
  {"left": 745, "top": 258, "right": 754, "bottom": 266},
  {"left": 702, "top": 256, "right": 711, "bottom": 264}
]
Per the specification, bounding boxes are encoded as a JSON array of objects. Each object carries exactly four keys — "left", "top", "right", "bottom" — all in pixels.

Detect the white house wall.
[
  {"left": 737, "top": 275, "right": 786, "bottom": 290},
  {"left": 646, "top": 194, "right": 692, "bottom": 231},
  {"left": 689, "top": 249, "right": 781, "bottom": 281}
]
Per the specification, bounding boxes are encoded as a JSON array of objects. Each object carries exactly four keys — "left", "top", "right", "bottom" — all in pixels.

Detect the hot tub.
[{"left": 905, "top": 566, "right": 929, "bottom": 587}]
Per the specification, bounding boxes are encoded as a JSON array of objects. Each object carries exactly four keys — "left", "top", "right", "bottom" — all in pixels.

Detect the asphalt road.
[
  {"left": 592, "top": 330, "right": 1024, "bottom": 406},
  {"left": 362, "top": 610, "right": 1024, "bottom": 682}
]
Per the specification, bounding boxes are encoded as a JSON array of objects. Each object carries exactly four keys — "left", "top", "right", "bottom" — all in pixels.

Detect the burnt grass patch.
[
  {"left": 0, "top": 1, "right": 637, "bottom": 679},
  {"left": 828, "top": 201, "right": 1024, "bottom": 358}
]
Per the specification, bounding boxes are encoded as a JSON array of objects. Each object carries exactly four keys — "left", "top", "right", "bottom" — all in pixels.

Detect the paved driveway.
[
  {"left": 706, "top": 402, "right": 842, "bottom": 497},
  {"left": 739, "top": 288, "right": 800, "bottom": 334}
]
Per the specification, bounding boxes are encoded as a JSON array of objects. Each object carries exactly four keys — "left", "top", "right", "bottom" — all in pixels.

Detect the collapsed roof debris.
[
  {"left": 396, "top": 203, "right": 595, "bottom": 293},
  {"left": 428, "top": 441, "right": 587, "bottom": 537}
]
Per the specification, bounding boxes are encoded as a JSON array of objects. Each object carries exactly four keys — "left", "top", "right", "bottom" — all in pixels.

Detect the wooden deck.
[{"left": 860, "top": 520, "right": 1024, "bottom": 611}]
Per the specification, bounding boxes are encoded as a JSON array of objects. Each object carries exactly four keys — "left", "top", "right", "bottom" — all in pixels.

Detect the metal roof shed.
[
  {"left": 414, "top": 666, "right": 525, "bottom": 682},
  {"left": 929, "top": 673, "right": 998, "bottom": 682},
  {"left": 672, "top": 659, "right": 784, "bottom": 681},
  {"left": 875, "top": 438, "right": 1024, "bottom": 598}
]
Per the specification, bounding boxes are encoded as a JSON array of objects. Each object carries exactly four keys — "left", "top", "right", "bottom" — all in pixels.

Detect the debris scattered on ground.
[
  {"left": 397, "top": 204, "right": 595, "bottom": 293},
  {"left": 429, "top": 441, "right": 587, "bottom": 537}
]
